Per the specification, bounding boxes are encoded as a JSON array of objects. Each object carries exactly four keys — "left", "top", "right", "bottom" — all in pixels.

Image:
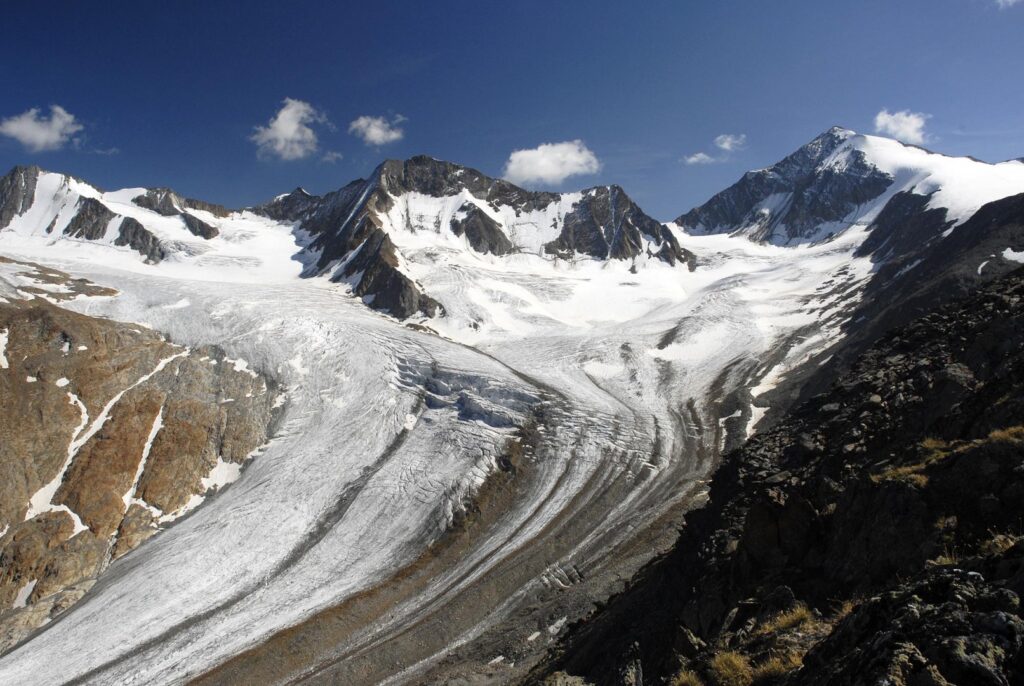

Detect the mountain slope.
[
  {"left": 0, "top": 166, "right": 230, "bottom": 263},
  {"left": 257, "top": 156, "right": 694, "bottom": 318},
  {"left": 536, "top": 267, "right": 1024, "bottom": 686},
  {"left": 676, "top": 127, "right": 1024, "bottom": 246}
]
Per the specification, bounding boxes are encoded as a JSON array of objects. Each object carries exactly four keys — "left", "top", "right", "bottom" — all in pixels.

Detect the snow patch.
[
  {"left": 13, "top": 579, "right": 37, "bottom": 609},
  {"left": 200, "top": 457, "right": 243, "bottom": 492},
  {"left": 547, "top": 616, "right": 568, "bottom": 635},
  {"left": 227, "top": 357, "right": 259, "bottom": 378},
  {"left": 1004, "top": 248, "right": 1024, "bottom": 264},
  {"left": 123, "top": 408, "right": 164, "bottom": 509}
]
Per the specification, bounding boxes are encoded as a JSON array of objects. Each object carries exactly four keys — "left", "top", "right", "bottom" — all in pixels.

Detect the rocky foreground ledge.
[
  {"left": 536, "top": 269, "right": 1024, "bottom": 686},
  {"left": 0, "top": 259, "right": 281, "bottom": 653}
]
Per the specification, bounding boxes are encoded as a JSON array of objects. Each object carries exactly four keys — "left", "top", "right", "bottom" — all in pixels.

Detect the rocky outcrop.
[
  {"left": 132, "top": 189, "right": 221, "bottom": 239},
  {"left": 113, "top": 216, "right": 166, "bottom": 262},
  {"left": 181, "top": 212, "right": 219, "bottom": 239},
  {"left": 549, "top": 185, "right": 695, "bottom": 268},
  {"left": 132, "top": 188, "right": 230, "bottom": 219},
  {"left": 450, "top": 203, "right": 514, "bottom": 256},
  {"left": 60, "top": 199, "right": 167, "bottom": 262},
  {"left": 62, "top": 197, "right": 116, "bottom": 240},
  {"left": 534, "top": 269, "right": 1024, "bottom": 686},
  {"left": 0, "top": 166, "right": 40, "bottom": 230},
  {"left": 676, "top": 127, "right": 893, "bottom": 244},
  {"left": 0, "top": 291, "right": 281, "bottom": 653},
  {"left": 342, "top": 228, "right": 441, "bottom": 318},
  {"left": 794, "top": 567, "right": 1024, "bottom": 686}
]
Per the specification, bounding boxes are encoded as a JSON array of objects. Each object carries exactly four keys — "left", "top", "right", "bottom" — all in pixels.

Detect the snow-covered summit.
[
  {"left": 0, "top": 166, "right": 302, "bottom": 280},
  {"left": 677, "top": 127, "right": 1024, "bottom": 246}
]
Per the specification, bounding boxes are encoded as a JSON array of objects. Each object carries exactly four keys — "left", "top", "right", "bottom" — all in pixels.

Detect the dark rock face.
[
  {"left": 676, "top": 127, "right": 893, "bottom": 244},
  {"left": 0, "top": 166, "right": 40, "bottom": 230},
  {"left": 339, "top": 228, "right": 440, "bottom": 318},
  {"left": 181, "top": 212, "right": 219, "bottom": 239},
  {"left": 62, "top": 199, "right": 167, "bottom": 263},
  {"left": 256, "top": 187, "right": 319, "bottom": 223},
  {"left": 377, "top": 155, "right": 560, "bottom": 212},
  {"left": 535, "top": 269, "right": 1024, "bottom": 686},
  {"left": 549, "top": 185, "right": 695, "bottom": 268},
  {"left": 795, "top": 569, "right": 1024, "bottom": 686},
  {"left": 114, "top": 217, "right": 165, "bottom": 263},
  {"left": 450, "top": 204, "right": 514, "bottom": 256},
  {"left": 63, "top": 197, "right": 116, "bottom": 240},
  {"left": 132, "top": 189, "right": 181, "bottom": 216},
  {"left": 132, "top": 188, "right": 230, "bottom": 219}
]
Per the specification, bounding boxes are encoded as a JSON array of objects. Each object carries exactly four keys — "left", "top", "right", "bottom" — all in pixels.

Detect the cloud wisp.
[
  {"left": 996, "top": 0, "right": 1021, "bottom": 8},
  {"left": 684, "top": 133, "right": 747, "bottom": 165},
  {"left": 714, "top": 133, "right": 747, "bottom": 152},
  {"left": 0, "top": 105, "right": 84, "bottom": 152},
  {"left": 683, "top": 152, "right": 715, "bottom": 165},
  {"left": 874, "top": 108, "right": 930, "bottom": 145},
  {"left": 502, "top": 140, "right": 601, "bottom": 186},
  {"left": 348, "top": 115, "right": 405, "bottom": 146},
  {"left": 251, "top": 98, "right": 328, "bottom": 160}
]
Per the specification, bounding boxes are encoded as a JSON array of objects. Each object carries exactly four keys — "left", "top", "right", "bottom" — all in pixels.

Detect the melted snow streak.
[{"left": 0, "top": 328, "right": 8, "bottom": 369}]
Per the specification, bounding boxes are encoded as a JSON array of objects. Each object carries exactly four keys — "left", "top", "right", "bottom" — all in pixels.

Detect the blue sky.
[{"left": 1, "top": 1, "right": 1022, "bottom": 220}]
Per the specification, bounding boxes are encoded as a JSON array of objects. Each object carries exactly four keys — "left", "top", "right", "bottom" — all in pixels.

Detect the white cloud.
[
  {"left": 321, "top": 150, "right": 344, "bottom": 163},
  {"left": 713, "top": 133, "right": 747, "bottom": 151},
  {"left": 684, "top": 152, "right": 716, "bottom": 165},
  {"left": 874, "top": 108, "right": 930, "bottom": 145},
  {"left": 251, "top": 98, "right": 327, "bottom": 160},
  {"left": 502, "top": 140, "right": 601, "bottom": 186},
  {"left": 996, "top": 0, "right": 1022, "bottom": 8},
  {"left": 348, "top": 115, "right": 405, "bottom": 146},
  {"left": 0, "top": 105, "right": 84, "bottom": 152}
]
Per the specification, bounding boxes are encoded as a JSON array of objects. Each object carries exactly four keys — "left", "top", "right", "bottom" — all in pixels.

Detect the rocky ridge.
[{"left": 256, "top": 156, "right": 695, "bottom": 318}]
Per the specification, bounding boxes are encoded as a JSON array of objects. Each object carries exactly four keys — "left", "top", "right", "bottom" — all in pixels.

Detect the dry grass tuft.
[
  {"left": 709, "top": 651, "right": 753, "bottom": 686},
  {"left": 832, "top": 598, "right": 861, "bottom": 621},
  {"left": 872, "top": 464, "right": 929, "bottom": 488},
  {"left": 752, "top": 603, "right": 814, "bottom": 637},
  {"left": 752, "top": 650, "right": 804, "bottom": 682},
  {"left": 671, "top": 668, "right": 706, "bottom": 686},
  {"left": 988, "top": 425, "right": 1024, "bottom": 443}
]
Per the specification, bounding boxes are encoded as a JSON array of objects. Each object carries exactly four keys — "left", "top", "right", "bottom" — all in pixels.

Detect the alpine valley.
[{"left": 2, "top": 127, "right": 1024, "bottom": 686}]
